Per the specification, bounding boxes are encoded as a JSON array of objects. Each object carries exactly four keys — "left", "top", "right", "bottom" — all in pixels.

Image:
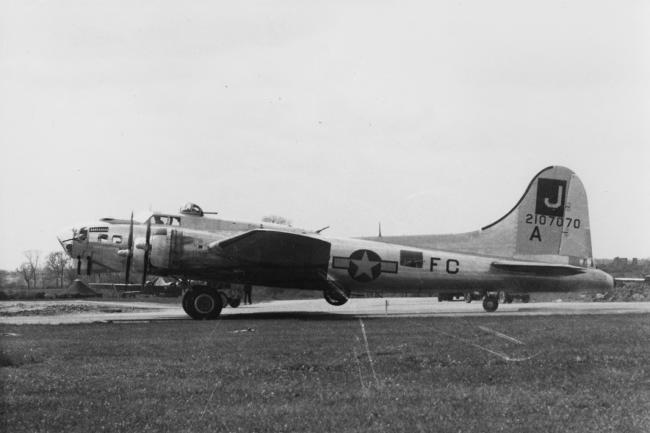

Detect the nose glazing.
[{"left": 57, "top": 227, "right": 76, "bottom": 255}]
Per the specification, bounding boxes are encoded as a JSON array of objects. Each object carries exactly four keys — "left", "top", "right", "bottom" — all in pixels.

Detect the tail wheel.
[
  {"left": 482, "top": 296, "right": 499, "bottom": 313},
  {"left": 182, "top": 286, "right": 223, "bottom": 320}
]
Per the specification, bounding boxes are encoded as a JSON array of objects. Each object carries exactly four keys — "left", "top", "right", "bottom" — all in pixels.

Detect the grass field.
[{"left": 1, "top": 314, "right": 649, "bottom": 433}]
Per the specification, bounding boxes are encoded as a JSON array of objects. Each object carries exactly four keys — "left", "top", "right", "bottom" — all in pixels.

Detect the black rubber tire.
[
  {"left": 182, "top": 287, "right": 222, "bottom": 320},
  {"left": 505, "top": 294, "right": 514, "bottom": 304},
  {"left": 323, "top": 290, "right": 348, "bottom": 306},
  {"left": 482, "top": 296, "right": 499, "bottom": 313},
  {"left": 228, "top": 297, "right": 241, "bottom": 308},
  {"left": 182, "top": 290, "right": 195, "bottom": 317}
]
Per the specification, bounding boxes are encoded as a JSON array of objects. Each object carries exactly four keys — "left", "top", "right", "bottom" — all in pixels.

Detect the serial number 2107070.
[{"left": 524, "top": 213, "right": 581, "bottom": 229}]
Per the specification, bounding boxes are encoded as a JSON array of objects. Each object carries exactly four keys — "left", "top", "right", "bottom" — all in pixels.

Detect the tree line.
[
  {"left": 2, "top": 250, "right": 153, "bottom": 291},
  {"left": 0, "top": 251, "right": 76, "bottom": 290}
]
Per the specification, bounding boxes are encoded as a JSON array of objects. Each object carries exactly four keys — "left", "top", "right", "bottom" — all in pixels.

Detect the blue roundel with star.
[{"left": 348, "top": 249, "right": 383, "bottom": 282}]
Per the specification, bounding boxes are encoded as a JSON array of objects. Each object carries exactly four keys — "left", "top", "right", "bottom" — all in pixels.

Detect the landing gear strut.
[{"left": 182, "top": 286, "right": 223, "bottom": 320}]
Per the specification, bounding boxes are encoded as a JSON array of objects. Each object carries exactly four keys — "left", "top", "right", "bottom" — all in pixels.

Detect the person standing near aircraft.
[{"left": 244, "top": 284, "right": 252, "bottom": 304}]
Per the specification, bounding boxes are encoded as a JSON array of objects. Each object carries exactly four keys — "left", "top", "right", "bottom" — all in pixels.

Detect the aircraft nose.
[{"left": 57, "top": 227, "right": 76, "bottom": 255}]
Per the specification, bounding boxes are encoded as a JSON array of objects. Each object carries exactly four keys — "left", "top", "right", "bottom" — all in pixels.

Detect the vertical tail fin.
[
  {"left": 481, "top": 166, "right": 593, "bottom": 265},
  {"left": 371, "top": 166, "right": 594, "bottom": 266}
]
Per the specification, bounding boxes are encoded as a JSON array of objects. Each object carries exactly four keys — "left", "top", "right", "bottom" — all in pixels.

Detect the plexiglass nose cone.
[{"left": 57, "top": 227, "right": 75, "bottom": 254}]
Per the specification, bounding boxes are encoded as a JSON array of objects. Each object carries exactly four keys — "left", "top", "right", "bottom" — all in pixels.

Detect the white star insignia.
[{"left": 351, "top": 251, "right": 380, "bottom": 279}]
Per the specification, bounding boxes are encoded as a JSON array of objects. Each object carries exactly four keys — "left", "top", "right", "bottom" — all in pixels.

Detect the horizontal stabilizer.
[
  {"left": 491, "top": 260, "right": 586, "bottom": 276},
  {"left": 615, "top": 277, "right": 648, "bottom": 283}
]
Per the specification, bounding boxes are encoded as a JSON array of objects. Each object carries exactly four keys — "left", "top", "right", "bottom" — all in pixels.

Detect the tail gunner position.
[{"left": 58, "top": 166, "right": 613, "bottom": 319}]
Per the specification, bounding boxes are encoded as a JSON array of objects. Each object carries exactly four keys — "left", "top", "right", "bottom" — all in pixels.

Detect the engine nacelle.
[{"left": 133, "top": 228, "right": 184, "bottom": 271}]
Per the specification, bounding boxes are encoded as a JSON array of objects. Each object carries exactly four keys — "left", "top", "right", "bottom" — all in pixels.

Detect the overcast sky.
[{"left": 1, "top": 0, "right": 648, "bottom": 269}]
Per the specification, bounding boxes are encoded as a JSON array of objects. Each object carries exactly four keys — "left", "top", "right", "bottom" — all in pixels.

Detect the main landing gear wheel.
[
  {"left": 482, "top": 296, "right": 499, "bottom": 313},
  {"left": 182, "top": 287, "right": 223, "bottom": 320}
]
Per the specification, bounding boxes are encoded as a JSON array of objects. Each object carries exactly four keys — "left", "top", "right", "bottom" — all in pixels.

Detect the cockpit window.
[
  {"left": 152, "top": 215, "right": 180, "bottom": 226},
  {"left": 112, "top": 235, "right": 123, "bottom": 244},
  {"left": 77, "top": 228, "right": 88, "bottom": 241},
  {"left": 98, "top": 234, "right": 109, "bottom": 241}
]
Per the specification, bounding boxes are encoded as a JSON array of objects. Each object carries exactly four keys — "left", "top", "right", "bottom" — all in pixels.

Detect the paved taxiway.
[{"left": 1, "top": 298, "right": 650, "bottom": 325}]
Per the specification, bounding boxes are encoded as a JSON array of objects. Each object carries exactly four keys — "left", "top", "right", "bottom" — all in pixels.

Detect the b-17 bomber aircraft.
[{"left": 57, "top": 166, "right": 613, "bottom": 319}]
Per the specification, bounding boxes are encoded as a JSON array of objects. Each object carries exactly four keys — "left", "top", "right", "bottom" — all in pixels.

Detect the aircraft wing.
[
  {"left": 491, "top": 260, "right": 586, "bottom": 276},
  {"left": 210, "top": 230, "right": 331, "bottom": 285}
]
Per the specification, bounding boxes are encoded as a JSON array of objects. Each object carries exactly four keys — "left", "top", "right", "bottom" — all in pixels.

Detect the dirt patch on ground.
[
  {"left": 0, "top": 301, "right": 150, "bottom": 317},
  {"left": 593, "top": 282, "right": 650, "bottom": 302}
]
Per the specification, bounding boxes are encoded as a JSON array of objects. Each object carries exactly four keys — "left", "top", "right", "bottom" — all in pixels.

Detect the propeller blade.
[
  {"left": 125, "top": 212, "right": 134, "bottom": 284},
  {"left": 141, "top": 217, "right": 152, "bottom": 288}
]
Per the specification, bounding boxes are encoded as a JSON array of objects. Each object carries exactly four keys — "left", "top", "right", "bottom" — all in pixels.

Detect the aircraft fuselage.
[
  {"left": 57, "top": 167, "right": 616, "bottom": 318},
  {"left": 59, "top": 213, "right": 612, "bottom": 296}
]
